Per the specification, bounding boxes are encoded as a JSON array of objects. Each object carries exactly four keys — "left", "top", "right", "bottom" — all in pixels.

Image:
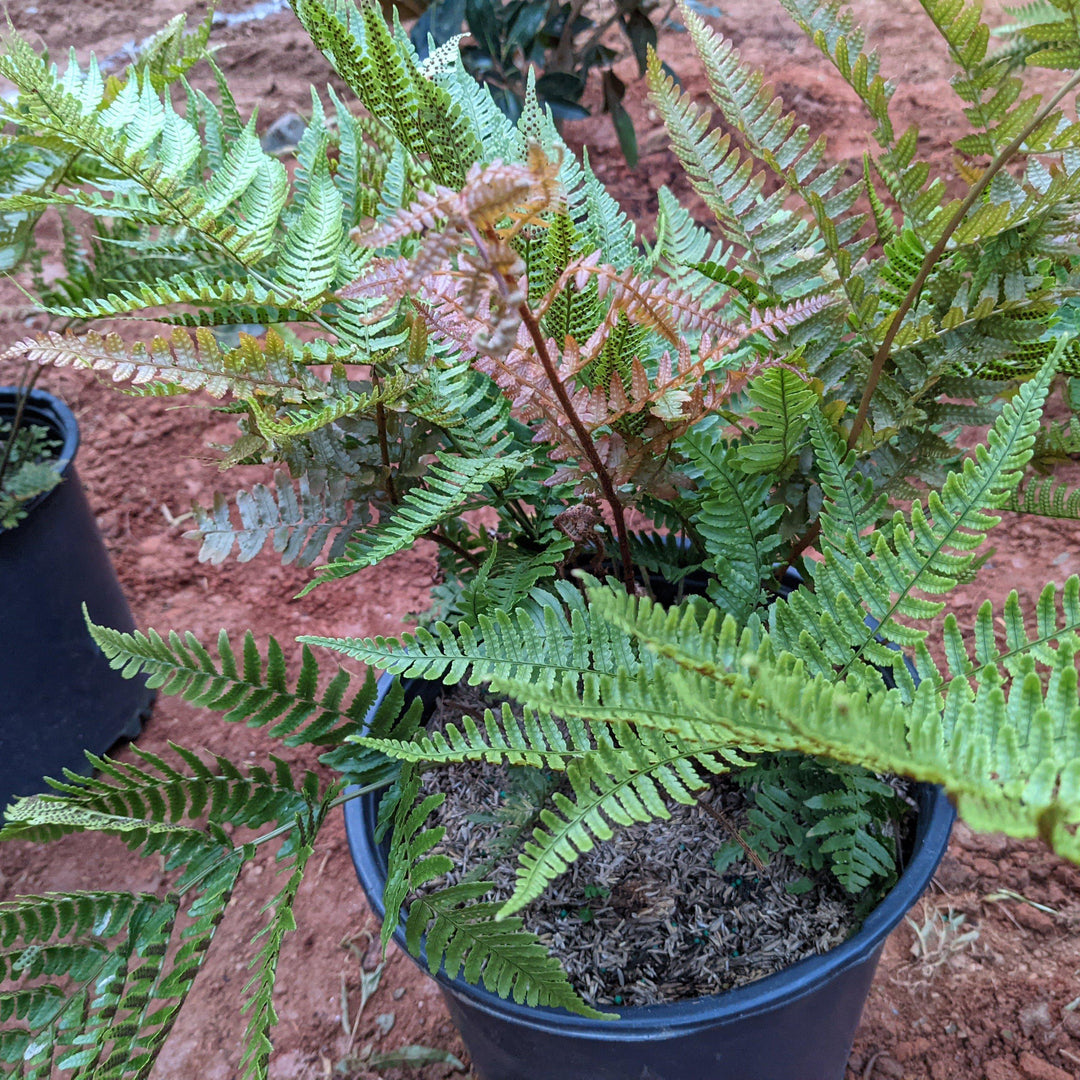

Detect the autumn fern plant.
[{"left": 6, "top": 0, "right": 1080, "bottom": 1074}]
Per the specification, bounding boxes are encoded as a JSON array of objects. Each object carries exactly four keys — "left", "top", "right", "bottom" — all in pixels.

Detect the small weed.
[{"left": 905, "top": 901, "right": 980, "bottom": 972}]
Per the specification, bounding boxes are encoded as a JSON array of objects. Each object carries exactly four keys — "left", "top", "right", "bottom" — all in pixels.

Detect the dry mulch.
[{"left": 420, "top": 686, "right": 858, "bottom": 1008}]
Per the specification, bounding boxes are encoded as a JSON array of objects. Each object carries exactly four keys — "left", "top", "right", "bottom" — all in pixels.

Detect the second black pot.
[
  {"left": 345, "top": 673, "right": 954, "bottom": 1080},
  {"left": 0, "top": 387, "right": 154, "bottom": 805}
]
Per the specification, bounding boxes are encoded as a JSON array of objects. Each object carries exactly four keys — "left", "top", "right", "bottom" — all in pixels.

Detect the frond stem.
[
  {"left": 515, "top": 297, "right": 636, "bottom": 587},
  {"left": 375, "top": 399, "right": 398, "bottom": 504},
  {"left": 428, "top": 528, "right": 481, "bottom": 566},
  {"left": 178, "top": 779, "right": 392, "bottom": 898},
  {"left": 848, "top": 66, "right": 1080, "bottom": 451}
]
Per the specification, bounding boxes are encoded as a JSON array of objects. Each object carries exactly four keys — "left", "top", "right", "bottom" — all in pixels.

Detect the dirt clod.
[
  {"left": 1014, "top": 905, "right": 1057, "bottom": 935},
  {"left": 1017, "top": 1051, "right": 1073, "bottom": 1080}
]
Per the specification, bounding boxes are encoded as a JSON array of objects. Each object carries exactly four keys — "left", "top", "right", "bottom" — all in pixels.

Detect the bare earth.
[{"left": 2, "top": 2, "right": 1080, "bottom": 1078}]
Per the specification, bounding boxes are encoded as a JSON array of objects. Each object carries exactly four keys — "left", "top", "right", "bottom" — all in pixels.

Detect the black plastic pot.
[
  {"left": 0, "top": 387, "right": 153, "bottom": 805},
  {"left": 345, "top": 673, "right": 954, "bottom": 1080}
]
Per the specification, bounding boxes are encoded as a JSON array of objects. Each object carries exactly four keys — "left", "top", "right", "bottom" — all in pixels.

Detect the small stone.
[
  {"left": 985, "top": 1058, "right": 1021, "bottom": 1080},
  {"left": 1019, "top": 1001, "right": 1052, "bottom": 1037},
  {"left": 1009, "top": 866, "right": 1031, "bottom": 892},
  {"left": 392, "top": 987, "right": 405, "bottom": 1000},
  {"left": 894, "top": 1037, "right": 933, "bottom": 1063},
  {"left": 1051, "top": 864, "right": 1079, "bottom": 888},
  {"left": 1017, "top": 1051, "right": 1072, "bottom": 1080},
  {"left": 1029, "top": 860, "right": 1054, "bottom": 883},
  {"left": 1045, "top": 883, "right": 1068, "bottom": 906},
  {"left": 973, "top": 857, "right": 1000, "bottom": 879},
  {"left": 1015, "top": 905, "right": 1055, "bottom": 934},
  {"left": 954, "top": 823, "right": 1008, "bottom": 856},
  {"left": 1061, "top": 1010, "right": 1080, "bottom": 1039},
  {"left": 871, "top": 1057, "right": 905, "bottom": 1079},
  {"left": 934, "top": 853, "right": 976, "bottom": 892},
  {"left": 260, "top": 112, "right": 307, "bottom": 154}
]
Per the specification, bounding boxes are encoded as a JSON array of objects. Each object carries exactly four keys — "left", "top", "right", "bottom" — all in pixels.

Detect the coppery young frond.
[
  {"left": 349, "top": 145, "right": 563, "bottom": 254},
  {"left": 339, "top": 138, "right": 820, "bottom": 509}
]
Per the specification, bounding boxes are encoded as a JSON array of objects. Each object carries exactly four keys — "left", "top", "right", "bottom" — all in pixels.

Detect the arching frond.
[
  {"left": 379, "top": 769, "right": 609, "bottom": 1019},
  {"left": 86, "top": 617, "right": 408, "bottom": 753},
  {"left": 189, "top": 470, "right": 371, "bottom": 567},
  {"left": 300, "top": 452, "right": 528, "bottom": 593},
  {"left": 1, "top": 327, "right": 305, "bottom": 400}
]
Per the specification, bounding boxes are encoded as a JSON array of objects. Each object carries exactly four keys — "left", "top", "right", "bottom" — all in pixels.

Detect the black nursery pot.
[
  {"left": 0, "top": 387, "right": 153, "bottom": 805},
  {"left": 345, "top": 673, "right": 955, "bottom": 1080}
]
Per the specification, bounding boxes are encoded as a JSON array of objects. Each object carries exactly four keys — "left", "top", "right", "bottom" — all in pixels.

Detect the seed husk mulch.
[{"left": 416, "top": 686, "right": 863, "bottom": 1008}]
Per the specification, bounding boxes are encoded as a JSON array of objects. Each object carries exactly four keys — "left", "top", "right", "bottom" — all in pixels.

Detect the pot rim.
[{"left": 344, "top": 671, "right": 955, "bottom": 1038}]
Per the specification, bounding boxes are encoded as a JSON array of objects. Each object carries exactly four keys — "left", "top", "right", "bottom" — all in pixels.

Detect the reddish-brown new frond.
[
  {"left": 338, "top": 256, "right": 411, "bottom": 305},
  {"left": 350, "top": 187, "right": 458, "bottom": 249},
  {"left": 348, "top": 146, "right": 562, "bottom": 256},
  {"left": 459, "top": 146, "right": 563, "bottom": 234},
  {"left": 747, "top": 295, "right": 832, "bottom": 341}
]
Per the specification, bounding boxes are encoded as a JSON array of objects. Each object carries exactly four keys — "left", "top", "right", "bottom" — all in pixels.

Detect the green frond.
[
  {"left": 624, "top": 531, "right": 704, "bottom": 586},
  {"left": 409, "top": 360, "right": 515, "bottom": 460},
  {"left": 246, "top": 371, "right": 416, "bottom": 447},
  {"left": 86, "top": 614, "right": 411, "bottom": 753},
  {"left": 440, "top": 52, "right": 518, "bottom": 165},
  {"left": 485, "top": 582, "right": 1080, "bottom": 863},
  {"left": 775, "top": 0, "right": 895, "bottom": 148},
  {"left": 2, "top": 743, "right": 323, "bottom": 851},
  {"left": 649, "top": 186, "right": 732, "bottom": 304},
  {"left": 1004, "top": 475, "right": 1080, "bottom": 518},
  {"left": 499, "top": 722, "right": 734, "bottom": 918},
  {"left": 381, "top": 770, "right": 610, "bottom": 1019},
  {"left": 775, "top": 0, "right": 945, "bottom": 234},
  {"left": 0, "top": 746, "right": 335, "bottom": 1080},
  {"left": 447, "top": 541, "right": 572, "bottom": 626},
  {"left": 578, "top": 151, "right": 638, "bottom": 273},
  {"left": 773, "top": 351, "right": 1056, "bottom": 682},
  {"left": 679, "top": 2, "right": 867, "bottom": 283},
  {"left": 645, "top": 49, "right": 780, "bottom": 296},
  {"left": 0, "top": 891, "right": 194, "bottom": 1080},
  {"left": 733, "top": 367, "right": 821, "bottom": 474},
  {"left": 995, "top": 0, "right": 1080, "bottom": 70},
  {"left": 299, "top": 452, "right": 528, "bottom": 593},
  {"left": 238, "top": 807, "right": 323, "bottom": 1080},
  {"left": 0, "top": 32, "right": 290, "bottom": 267},
  {"left": 37, "top": 271, "right": 314, "bottom": 323},
  {"left": 293, "top": 0, "right": 482, "bottom": 187},
  {"left": 809, "top": 411, "right": 889, "bottom": 543},
  {"left": 681, "top": 432, "right": 785, "bottom": 625},
  {"left": 301, "top": 577, "right": 653, "bottom": 689},
  {"left": 327, "top": 86, "right": 395, "bottom": 227},
  {"left": 734, "top": 754, "right": 907, "bottom": 896},
  {"left": 353, "top": 700, "right": 595, "bottom": 768},
  {"left": 406, "top": 884, "right": 611, "bottom": 1018},
  {"left": 274, "top": 140, "right": 344, "bottom": 300},
  {"left": 0, "top": 143, "right": 69, "bottom": 273},
  {"left": 133, "top": 10, "right": 214, "bottom": 91}
]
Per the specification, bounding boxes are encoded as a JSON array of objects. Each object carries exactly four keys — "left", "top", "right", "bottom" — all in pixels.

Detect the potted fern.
[
  {"left": 0, "top": 374, "right": 152, "bottom": 804},
  {"left": 3, "top": 1, "right": 1080, "bottom": 1078}
]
